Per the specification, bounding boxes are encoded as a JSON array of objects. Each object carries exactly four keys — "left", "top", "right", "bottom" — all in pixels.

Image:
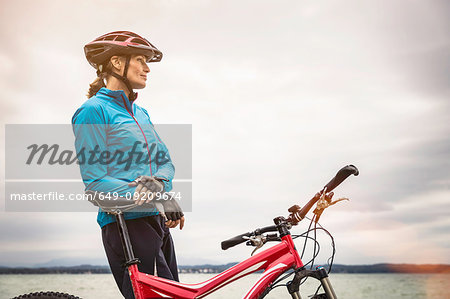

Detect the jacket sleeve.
[{"left": 72, "top": 101, "right": 136, "bottom": 197}]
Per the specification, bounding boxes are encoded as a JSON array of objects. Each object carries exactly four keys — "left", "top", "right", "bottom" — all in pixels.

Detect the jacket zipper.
[{"left": 121, "top": 95, "right": 153, "bottom": 176}]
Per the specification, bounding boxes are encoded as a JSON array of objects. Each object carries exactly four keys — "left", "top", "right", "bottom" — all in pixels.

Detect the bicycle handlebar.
[
  {"left": 221, "top": 165, "right": 359, "bottom": 250},
  {"left": 221, "top": 225, "right": 278, "bottom": 250},
  {"left": 296, "top": 165, "right": 359, "bottom": 220},
  {"left": 323, "top": 164, "right": 359, "bottom": 193},
  {"left": 221, "top": 232, "right": 252, "bottom": 250},
  {"left": 258, "top": 225, "right": 278, "bottom": 234}
]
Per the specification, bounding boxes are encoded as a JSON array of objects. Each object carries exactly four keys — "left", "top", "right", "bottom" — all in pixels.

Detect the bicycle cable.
[
  {"left": 300, "top": 216, "right": 315, "bottom": 259},
  {"left": 264, "top": 217, "right": 337, "bottom": 294},
  {"left": 296, "top": 215, "right": 317, "bottom": 287},
  {"left": 309, "top": 220, "right": 337, "bottom": 297},
  {"left": 268, "top": 234, "right": 321, "bottom": 291},
  {"left": 294, "top": 218, "right": 337, "bottom": 290},
  {"left": 310, "top": 220, "right": 318, "bottom": 269}
]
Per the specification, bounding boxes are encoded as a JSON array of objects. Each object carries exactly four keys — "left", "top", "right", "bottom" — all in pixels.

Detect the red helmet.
[{"left": 84, "top": 31, "right": 162, "bottom": 69}]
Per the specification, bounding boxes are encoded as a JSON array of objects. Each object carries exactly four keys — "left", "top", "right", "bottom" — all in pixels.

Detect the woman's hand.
[
  {"left": 161, "top": 199, "right": 185, "bottom": 230},
  {"left": 165, "top": 216, "right": 185, "bottom": 230},
  {"left": 129, "top": 176, "right": 185, "bottom": 229}
]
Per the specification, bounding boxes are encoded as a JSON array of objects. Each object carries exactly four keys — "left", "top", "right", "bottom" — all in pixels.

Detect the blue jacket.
[{"left": 72, "top": 88, "right": 175, "bottom": 227}]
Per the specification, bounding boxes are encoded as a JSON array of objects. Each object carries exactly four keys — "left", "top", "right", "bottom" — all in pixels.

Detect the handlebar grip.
[
  {"left": 221, "top": 232, "right": 252, "bottom": 250},
  {"left": 323, "top": 164, "right": 359, "bottom": 193}
]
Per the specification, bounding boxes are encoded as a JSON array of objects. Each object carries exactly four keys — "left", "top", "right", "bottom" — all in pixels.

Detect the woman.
[{"left": 72, "top": 31, "right": 184, "bottom": 298}]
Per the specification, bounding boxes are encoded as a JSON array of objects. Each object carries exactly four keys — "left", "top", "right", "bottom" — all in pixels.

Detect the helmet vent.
[
  {"left": 115, "top": 35, "right": 128, "bottom": 42},
  {"left": 130, "top": 38, "right": 148, "bottom": 46},
  {"left": 127, "top": 32, "right": 141, "bottom": 38}
]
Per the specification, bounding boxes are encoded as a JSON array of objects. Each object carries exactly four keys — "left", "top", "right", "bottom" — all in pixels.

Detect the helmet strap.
[{"left": 107, "top": 55, "right": 137, "bottom": 102}]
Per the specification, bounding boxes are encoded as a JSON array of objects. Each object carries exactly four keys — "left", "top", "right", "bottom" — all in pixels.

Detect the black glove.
[
  {"left": 132, "top": 176, "right": 183, "bottom": 222},
  {"left": 159, "top": 197, "right": 184, "bottom": 221}
]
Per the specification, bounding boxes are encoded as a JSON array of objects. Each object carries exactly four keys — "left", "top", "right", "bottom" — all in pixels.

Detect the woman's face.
[{"left": 126, "top": 54, "right": 150, "bottom": 89}]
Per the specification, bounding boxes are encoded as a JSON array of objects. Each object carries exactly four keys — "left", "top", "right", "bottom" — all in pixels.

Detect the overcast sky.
[{"left": 0, "top": 0, "right": 449, "bottom": 267}]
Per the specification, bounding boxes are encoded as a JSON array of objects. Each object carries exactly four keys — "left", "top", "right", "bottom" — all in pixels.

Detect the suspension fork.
[
  {"left": 286, "top": 270, "right": 302, "bottom": 299},
  {"left": 315, "top": 266, "right": 337, "bottom": 299},
  {"left": 286, "top": 267, "right": 337, "bottom": 299}
]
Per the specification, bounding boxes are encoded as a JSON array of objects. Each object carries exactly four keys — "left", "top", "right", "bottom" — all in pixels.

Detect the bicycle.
[{"left": 13, "top": 165, "right": 359, "bottom": 299}]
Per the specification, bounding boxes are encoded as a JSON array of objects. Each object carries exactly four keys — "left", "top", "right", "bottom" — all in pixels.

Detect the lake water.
[{"left": 1, "top": 273, "right": 449, "bottom": 299}]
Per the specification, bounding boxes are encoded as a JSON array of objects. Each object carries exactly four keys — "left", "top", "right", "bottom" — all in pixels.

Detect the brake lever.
[
  {"left": 243, "top": 235, "right": 266, "bottom": 256},
  {"left": 313, "top": 190, "right": 349, "bottom": 223}
]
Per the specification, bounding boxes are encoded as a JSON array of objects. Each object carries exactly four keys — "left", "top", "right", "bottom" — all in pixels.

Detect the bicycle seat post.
[{"left": 115, "top": 211, "right": 140, "bottom": 266}]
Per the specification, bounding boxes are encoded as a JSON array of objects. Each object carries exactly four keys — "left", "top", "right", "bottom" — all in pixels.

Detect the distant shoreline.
[{"left": 0, "top": 263, "right": 449, "bottom": 274}]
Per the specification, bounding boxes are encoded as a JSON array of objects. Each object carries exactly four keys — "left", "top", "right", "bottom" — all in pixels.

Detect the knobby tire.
[{"left": 12, "top": 291, "right": 81, "bottom": 299}]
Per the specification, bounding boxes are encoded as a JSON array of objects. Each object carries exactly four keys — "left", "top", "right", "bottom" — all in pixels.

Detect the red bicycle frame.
[
  {"left": 128, "top": 233, "right": 303, "bottom": 299},
  {"left": 107, "top": 164, "right": 359, "bottom": 298}
]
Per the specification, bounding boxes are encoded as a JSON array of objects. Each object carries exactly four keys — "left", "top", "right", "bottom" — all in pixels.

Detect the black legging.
[{"left": 102, "top": 215, "right": 179, "bottom": 299}]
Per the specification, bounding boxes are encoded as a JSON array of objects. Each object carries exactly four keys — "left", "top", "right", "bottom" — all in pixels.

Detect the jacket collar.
[
  {"left": 97, "top": 88, "right": 138, "bottom": 113},
  {"left": 97, "top": 87, "right": 128, "bottom": 100}
]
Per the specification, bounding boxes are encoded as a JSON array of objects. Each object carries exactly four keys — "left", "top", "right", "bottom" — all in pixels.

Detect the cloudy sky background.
[{"left": 0, "top": 0, "right": 449, "bottom": 267}]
